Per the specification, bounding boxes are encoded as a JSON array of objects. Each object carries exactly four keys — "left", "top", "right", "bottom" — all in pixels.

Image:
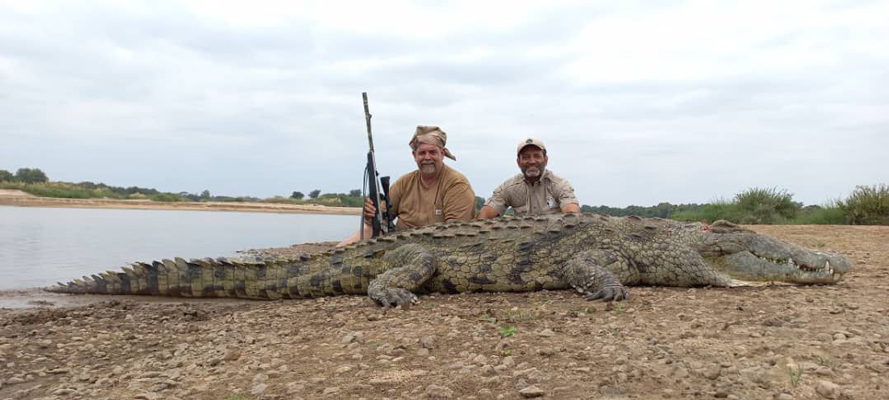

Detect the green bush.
[
  {"left": 0, "top": 181, "right": 125, "bottom": 199},
  {"left": 147, "top": 193, "right": 187, "bottom": 202},
  {"left": 840, "top": 184, "right": 889, "bottom": 225},
  {"left": 733, "top": 187, "right": 800, "bottom": 224},
  {"left": 0, "top": 170, "right": 14, "bottom": 182},
  {"left": 14, "top": 168, "right": 49, "bottom": 183},
  {"left": 794, "top": 203, "right": 846, "bottom": 225},
  {"left": 671, "top": 200, "right": 737, "bottom": 223}
]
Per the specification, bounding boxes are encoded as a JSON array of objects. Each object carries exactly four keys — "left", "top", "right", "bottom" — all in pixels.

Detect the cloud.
[{"left": 0, "top": 0, "right": 886, "bottom": 207}]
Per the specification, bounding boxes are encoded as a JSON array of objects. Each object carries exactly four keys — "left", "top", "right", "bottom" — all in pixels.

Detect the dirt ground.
[{"left": 1, "top": 225, "right": 887, "bottom": 400}]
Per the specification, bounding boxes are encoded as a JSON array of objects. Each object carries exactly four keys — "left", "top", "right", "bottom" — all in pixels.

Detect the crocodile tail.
[{"left": 45, "top": 256, "right": 305, "bottom": 300}]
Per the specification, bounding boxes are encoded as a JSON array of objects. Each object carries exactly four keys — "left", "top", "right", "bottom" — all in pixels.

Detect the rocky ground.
[{"left": 1, "top": 225, "right": 887, "bottom": 400}]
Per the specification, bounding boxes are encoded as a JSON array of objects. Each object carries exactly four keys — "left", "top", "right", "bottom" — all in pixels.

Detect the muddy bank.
[{"left": 1, "top": 226, "right": 887, "bottom": 399}]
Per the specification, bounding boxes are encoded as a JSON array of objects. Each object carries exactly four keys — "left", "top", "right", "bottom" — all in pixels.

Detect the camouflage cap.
[
  {"left": 409, "top": 125, "right": 456, "bottom": 160},
  {"left": 517, "top": 137, "right": 546, "bottom": 155}
]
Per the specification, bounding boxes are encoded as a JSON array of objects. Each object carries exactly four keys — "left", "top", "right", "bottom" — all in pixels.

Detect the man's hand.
[
  {"left": 364, "top": 197, "right": 377, "bottom": 226},
  {"left": 476, "top": 205, "right": 500, "bottom": 219},
  {"left": 562, "top": 203, "right": 581, "bottom": 214}
]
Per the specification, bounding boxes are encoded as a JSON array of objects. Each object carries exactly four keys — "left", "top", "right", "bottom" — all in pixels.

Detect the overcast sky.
[{"left": 1, "top": 0, "right": 886, "bottom": 208}]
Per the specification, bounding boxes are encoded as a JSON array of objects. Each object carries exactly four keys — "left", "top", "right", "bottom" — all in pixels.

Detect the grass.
[
  {"left": 816, "top": 355, "right": 837, "bottom": 369},
  {"left": 499, "top": 325, "right": 516, "bottom": 338},
  {"left": 0, "top": 181, "right": 191, "bottom": 201},
  {"left": 671, "top": 199, "right": 737, "bottom": 223},
  {"left": 788, "top": 365, "right": 803, "bottom": 387},
  {"left": 793, "top": 203, "right": 846, "bottom": 225},
  {"left": 734, "top": 187, "right": 799, "bottom": 224},
  {"left": 839, "top": 184, "right": 889, "bottom": 225},
  {"left": 502, "top": 309, "right": 538, "bottom": 323},
  {"left": 671, "top": 185, "right": 888, "bottom": 225},
  {"left": 1, "top": 181, "right": 124, "bottom": 199}
]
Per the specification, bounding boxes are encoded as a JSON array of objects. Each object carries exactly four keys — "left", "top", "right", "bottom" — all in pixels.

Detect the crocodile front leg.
[
  {"left": 558, "top": 250, "right": 630, "bottom": 301},
  {"left": 368, "top": 244, "right": 435, "bottom": 307}
]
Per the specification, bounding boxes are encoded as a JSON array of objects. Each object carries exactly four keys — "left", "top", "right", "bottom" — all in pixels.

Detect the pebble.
[
  {"left": 322, "top": 386, "right": 340, "bottom": 395},
  {"left": 335, "top": 365, "right": 353, "bottom": 373},
  {"left": 251, "top": 383, "right": 267, "bottom": 395},
  {"left": 815, "top": 380, "right": 841, "bottom": 399},
  {"left": 703, "top": 365, "right": 721, "bottom": 380},
  {"left": 519, "top": 385, "right": 545, "bottom": 398},
  {"left": 222, "top": 349, "right": 241, "bottom": 361},
  {"left": 253, "top": 373, "right": 268, "bottom": 384},
  {"left": 425, "top": 384, "right": 454, "bottom": 399}
]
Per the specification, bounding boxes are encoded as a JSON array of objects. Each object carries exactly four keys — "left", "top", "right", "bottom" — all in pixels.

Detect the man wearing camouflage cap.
[
  {"left": 477, "top": 138, "right": 580, "bottom": 219},
  {"left": 338, "top": 125, "right": 476, "bottom": 246}
]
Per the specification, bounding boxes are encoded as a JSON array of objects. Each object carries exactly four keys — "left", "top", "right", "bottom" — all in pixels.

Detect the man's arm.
[
  {"left": 477, "top": 205, "right": 500, "bottom": 219},
  {"left": 441, "top": 181, "right": 476, "bottom": 221},
  {"left": 561, "top": 203, "right": 580, "bottom": 213},
  {"left": 336, "top": 198, "right": 377, "bottom": 247},
  {"left": 337, "top": 178, "right": 404, "bottom": 247},
  {"left": 477, "top": 180, "right": 509, "bottom": 219},
  {"left": 554, "top": 176, "right": 580, "bottom": 214}
]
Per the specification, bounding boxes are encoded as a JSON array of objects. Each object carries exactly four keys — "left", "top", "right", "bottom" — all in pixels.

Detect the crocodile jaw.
[{"left": 719, "top": 251, "right": 848, "bottom": 284}]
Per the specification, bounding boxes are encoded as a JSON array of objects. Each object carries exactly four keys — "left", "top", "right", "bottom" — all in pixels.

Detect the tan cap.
[
  {"left": 409, "top": 125, "right": 456, "bottom": 160},
  {"left": 517, "top": 137, "right": 546, "bottom": 155}
]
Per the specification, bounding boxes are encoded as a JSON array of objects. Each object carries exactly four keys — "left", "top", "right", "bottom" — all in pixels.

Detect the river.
[{"left": 0, "top": 206, "right": 358, "bottom": 290}]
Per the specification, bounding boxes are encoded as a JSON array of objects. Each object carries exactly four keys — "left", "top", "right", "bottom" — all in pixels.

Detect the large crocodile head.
[{"left": 696, "top": 220, "right": 851, "bottom": 285}]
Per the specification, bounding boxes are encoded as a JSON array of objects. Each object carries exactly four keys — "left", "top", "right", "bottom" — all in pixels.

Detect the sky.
[{"left": 1, "top": 0, "right": 887, "bottom": 208}]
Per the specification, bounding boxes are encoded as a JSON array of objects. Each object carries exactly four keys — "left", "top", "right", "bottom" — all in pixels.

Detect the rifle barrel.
[{"left": 363, "top": 92, "right": 374, "bottom": 152}]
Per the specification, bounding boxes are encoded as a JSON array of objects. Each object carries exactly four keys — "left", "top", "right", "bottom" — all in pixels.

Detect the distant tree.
[
  {"left": 475, "top": 196, "right": 485, "bottom": 211},
  {"left": 200, "top": 189, "right": 211, "bottom": 199},
  {"left": 14, "top": 168, "right": 48, "bottom": 183},
  {"left": 290, "top": 191, "right": 305, "bottom": 200},
  {"left": 309, "top": 189, "right": 321, "bottom": 199},
  {"left": 0, "top": 170, "right": 13, "bottom": 182},
  {"left": 349, "top": 189, "right": 362, "bottom": 197}
]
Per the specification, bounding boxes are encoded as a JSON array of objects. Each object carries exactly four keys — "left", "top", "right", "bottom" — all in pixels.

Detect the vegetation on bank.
[
  {"left": 585, "top": 185, "right": 888, "bottom": 226},
  {"left": 0, "top": 168, "right": 365, "bottom": 208},
  {"left": 2, "top": 167, "right": 887, "bottom": 225}
]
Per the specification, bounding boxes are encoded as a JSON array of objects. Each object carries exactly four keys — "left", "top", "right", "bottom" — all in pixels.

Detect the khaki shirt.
[
  {"left": 484, "top": 170, "right": 578, "bottom": 217},
  {"left": 388, "top": 164, "right": 476, "bottom": 230}
]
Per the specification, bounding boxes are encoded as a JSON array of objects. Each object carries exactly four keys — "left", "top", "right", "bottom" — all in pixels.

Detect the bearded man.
[
  {"left": 477, "top": 138, "right": 580, "bottom": 219},
  {"left": 338, "top": 126, "right": 476, "bottom": 246}
]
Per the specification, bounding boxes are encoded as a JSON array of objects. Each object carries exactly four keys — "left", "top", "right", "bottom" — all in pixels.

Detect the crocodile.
[{"left": 47, "top": 214, "right": 851, "bottom": 306}]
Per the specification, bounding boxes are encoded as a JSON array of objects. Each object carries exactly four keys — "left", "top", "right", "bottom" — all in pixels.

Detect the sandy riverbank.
[
  {"left": 0, "top": 226, "right": 887, "bottom": 399},
  {"left": 0, "top": 190, "right": 360, "bottom": 215}
]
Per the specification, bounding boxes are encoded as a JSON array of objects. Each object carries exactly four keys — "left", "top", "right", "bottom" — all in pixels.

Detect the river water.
[{"left": 0, "top": 206, "right": 359, "bottom": 290}]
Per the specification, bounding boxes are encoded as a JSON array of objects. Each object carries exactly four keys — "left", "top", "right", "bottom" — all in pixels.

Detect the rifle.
[{"left": 361, "top": 92, "right": 395, "bottom": 239}]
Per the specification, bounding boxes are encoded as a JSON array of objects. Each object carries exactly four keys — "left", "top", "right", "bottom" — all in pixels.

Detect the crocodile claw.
[
  {"left": 369, "top": 288, "right": 419, "bottom": 308},
  {"left": 583, "top": 285, "right": 631, "bottom": 302}
]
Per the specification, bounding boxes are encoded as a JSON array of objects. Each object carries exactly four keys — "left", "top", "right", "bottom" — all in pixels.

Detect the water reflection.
[{"left": 0, "top": 206, "right": 357, "bottom": 290}]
